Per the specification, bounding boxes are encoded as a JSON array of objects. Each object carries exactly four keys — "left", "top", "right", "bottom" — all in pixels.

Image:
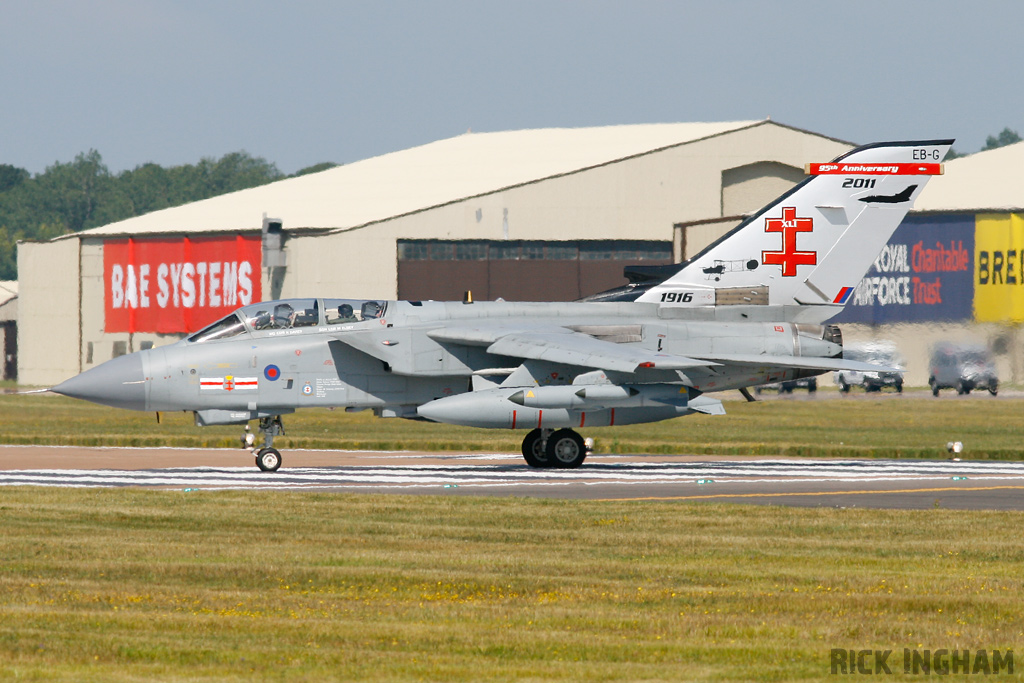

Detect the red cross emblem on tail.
[{"left": 762, "top": 207, "right": 816, "bottom": 277}]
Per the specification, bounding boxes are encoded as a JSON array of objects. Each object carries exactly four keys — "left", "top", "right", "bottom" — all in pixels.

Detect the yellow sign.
[{"left": 974, "top": 214, "right": 1024, "bottom": 323}]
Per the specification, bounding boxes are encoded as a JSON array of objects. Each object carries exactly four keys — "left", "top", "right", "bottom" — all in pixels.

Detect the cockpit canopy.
[{"left": 186, "top": 298, "right": 388, "bottom": 343}]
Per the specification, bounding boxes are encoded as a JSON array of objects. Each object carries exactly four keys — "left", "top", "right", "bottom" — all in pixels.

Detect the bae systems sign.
[
  {"left": 104, "top": 236, "right": 262, "bottom": 334},
  {"left": 832, "top": 214, "right": 975, "bottom": 324}
]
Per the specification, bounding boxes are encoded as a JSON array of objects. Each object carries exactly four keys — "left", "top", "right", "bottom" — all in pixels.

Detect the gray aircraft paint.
[{"left": 52, "top": 140, "right": 953, "bottom": 470}]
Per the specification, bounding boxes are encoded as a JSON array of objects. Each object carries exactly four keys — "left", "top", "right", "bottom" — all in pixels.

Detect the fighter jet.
[{"left": 52, "top": 140, "right": 951, "bottom": 472}]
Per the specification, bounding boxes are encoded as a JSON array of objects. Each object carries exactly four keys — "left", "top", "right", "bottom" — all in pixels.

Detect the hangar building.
[{"left": 18, "top": 120, "right": 852, "bottom": 386}]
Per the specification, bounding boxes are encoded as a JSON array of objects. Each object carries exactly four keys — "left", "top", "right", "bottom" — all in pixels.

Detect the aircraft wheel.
[
  {"left": 956, "top": 380, "right": 968, "bottom": 395},
  {"left": 521, "top": 429, "right": 551, "bottom": 468},
  {"left": 930, "top": 379, "right": 939, "bottom": 397},
  {"left": 256, "top": 447, "right": 282, "bottom": 472},
  {"left": 547, "top": 429, "right": 586, "bottom": 469},
  {"left": 838, "top": 377, "right": 850, "bottom": 393},
  {"left": 896, "top": 382, "right": 903, "bottom": 394},
  {"left": 989, "top": 382, "right": 998, "bottom": 396}
]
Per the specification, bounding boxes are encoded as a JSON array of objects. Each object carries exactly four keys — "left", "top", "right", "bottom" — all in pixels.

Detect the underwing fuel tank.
[{"left": 417, "top": 385, "right": 722, "bottom": 429}]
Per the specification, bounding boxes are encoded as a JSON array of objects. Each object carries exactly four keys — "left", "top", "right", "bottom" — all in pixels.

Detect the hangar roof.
[
  {"left": 916, "top": 141, "right": 1024, "bottom": 212},
  {"left": 68, "top": 120, "right": 774, "bottom": 239}
]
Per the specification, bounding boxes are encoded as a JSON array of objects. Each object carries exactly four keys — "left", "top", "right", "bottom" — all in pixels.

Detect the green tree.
[
  {"left": 0, "top": 222, "right": 66, "bottom": 280},
  {"left": 27, "top": 150, "right": 130, "bottom": 233},
  {"left": 0, "top": 164, "right": 29, "bottom": 194},
  {"left": 0, "top": 149, "right": 287, "bottom": 279},
  {"left": 118, "top": 151, "right": 284, "bottom": 211},
  {"left": 982, "top": 127, "right": 1022, "bottom": 151},
  {"left": 0, "top": 225, "right": 17, "bottom": 280},
  {"left": 195, "top": 151, "right": 284, "bottom": 196},
  {"left": 293, "top": 162, "right": 338, "bottom": 177},
  {"left": 117, "top": 162, "right": 175, "bottom": 216}
]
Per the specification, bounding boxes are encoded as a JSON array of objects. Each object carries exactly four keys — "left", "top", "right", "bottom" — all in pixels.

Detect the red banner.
[
  {"left": 104, "top": 235, "right": 262, "bottom": 333},
  {"left": 805, "top": 162, "right": 943, "bottom": 176}
]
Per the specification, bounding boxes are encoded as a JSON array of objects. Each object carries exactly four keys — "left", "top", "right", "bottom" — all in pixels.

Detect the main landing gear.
[
  {"left": 243, "top": 415, "right": 285, "bottom": 472},
  {"left": 521, "top": 428, "right": 589, "bottom": 469}
]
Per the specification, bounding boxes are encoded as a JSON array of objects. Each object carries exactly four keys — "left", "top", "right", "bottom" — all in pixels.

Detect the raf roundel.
[{"left": 264, "top": 364, "right": 281, "bottom": 381}]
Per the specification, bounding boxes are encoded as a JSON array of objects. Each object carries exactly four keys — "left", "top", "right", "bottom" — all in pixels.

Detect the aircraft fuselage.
[{"left": 75, "top": 298, "right": 838, "bottom": 428}]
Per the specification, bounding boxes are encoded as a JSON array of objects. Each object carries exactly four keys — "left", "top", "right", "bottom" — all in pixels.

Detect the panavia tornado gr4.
[{"left": 53, "top": 140, "right": 952, "bottom": 471}]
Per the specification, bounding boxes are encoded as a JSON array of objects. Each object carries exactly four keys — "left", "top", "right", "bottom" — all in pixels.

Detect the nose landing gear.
[{"left": 243, "top": 415, "right": 285, "bottom": 472}]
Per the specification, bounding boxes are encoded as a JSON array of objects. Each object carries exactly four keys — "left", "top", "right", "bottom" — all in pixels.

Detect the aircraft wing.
[
  {"left": 429, "top": 326, "right": 717, "bottom": 373},
  {"left": 689, "top": 353, "right": 900, "bottom": 374},
  {"left": 343, "top": 324, "right": 884, "bottom": 376}
]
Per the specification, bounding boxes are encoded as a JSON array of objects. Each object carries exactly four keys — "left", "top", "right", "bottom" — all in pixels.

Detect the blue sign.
[{"left": 831, "top": 214, "right": 975, "bottom": 324}]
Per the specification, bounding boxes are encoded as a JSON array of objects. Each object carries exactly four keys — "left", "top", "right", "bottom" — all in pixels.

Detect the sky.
[{"left": 2, "top": 1, "right": 1021, "bottom": 176}]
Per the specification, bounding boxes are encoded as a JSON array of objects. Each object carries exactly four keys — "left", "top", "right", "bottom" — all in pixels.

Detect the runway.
[{"left": 2, "top": 445, "right": 1023, "bottom": 509}]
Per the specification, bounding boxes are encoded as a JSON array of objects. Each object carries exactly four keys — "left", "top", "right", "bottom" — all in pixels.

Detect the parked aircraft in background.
[{"left": 52, "top": 140, "right": 952, "bottom": 471}]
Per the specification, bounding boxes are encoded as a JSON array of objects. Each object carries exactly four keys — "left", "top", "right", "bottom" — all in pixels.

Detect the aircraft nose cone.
[{"left": 52, "top": 352, "right": 147, "bottom": 410}]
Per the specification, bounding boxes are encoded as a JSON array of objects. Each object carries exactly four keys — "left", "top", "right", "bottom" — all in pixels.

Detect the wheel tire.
[
  {"left": 546, "top": 429, "right": 587, "bottom": 469},
  {"left": 256, "top": 447, "right": 282, "bottom": 472},
  {"left": 989, "top": 382, "right": 999, "bottom": 396},
  {"left": 896, "top": 382, "right": 903, "bottom": 394},
  {"left": 807, "top": 378, "right": 817, "bottom": 393},
  {"left": 930, "top": 378, "right": 939, "bottom": 396},
  {"left": 956, "top": 380, "right": 967, "bottom": 395},
  {"left": 838, "top": 377, "right": 850, "bottom": 393},
  {"left": 521, "top": 429, "right": 550, "bottom": 468}
]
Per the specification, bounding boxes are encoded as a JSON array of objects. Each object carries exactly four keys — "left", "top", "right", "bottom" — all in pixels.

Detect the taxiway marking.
[
  {"left": 2, "top": 457, "right": 1024, "bottom": 492},
  {"left": 604, "top": 484, "right": 1024, "bottom": 502}
]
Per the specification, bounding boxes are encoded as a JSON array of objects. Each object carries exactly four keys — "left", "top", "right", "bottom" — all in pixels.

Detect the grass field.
[
  {"left": 2, "top": 393, "right": 1023, "bottom": 680},
  {"left": 2, "top": 490, "right": 1023, "bottom": 681},
  {"left": 2, "top": 391, "right": 1022, "bottom": 460}
]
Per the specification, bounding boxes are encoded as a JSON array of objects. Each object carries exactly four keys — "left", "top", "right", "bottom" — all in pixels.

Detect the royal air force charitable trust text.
[
  {"left": 109, "top": 260, "right": 256, "bottom": 310},
  {"left": 851, "top": 240, "right": 970, "bottom": 307}
]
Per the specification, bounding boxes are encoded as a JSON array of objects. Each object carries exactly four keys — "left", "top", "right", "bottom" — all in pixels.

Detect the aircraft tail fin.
[{"left": 635, "top": 140, "right": 953, "bottom": 317}]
